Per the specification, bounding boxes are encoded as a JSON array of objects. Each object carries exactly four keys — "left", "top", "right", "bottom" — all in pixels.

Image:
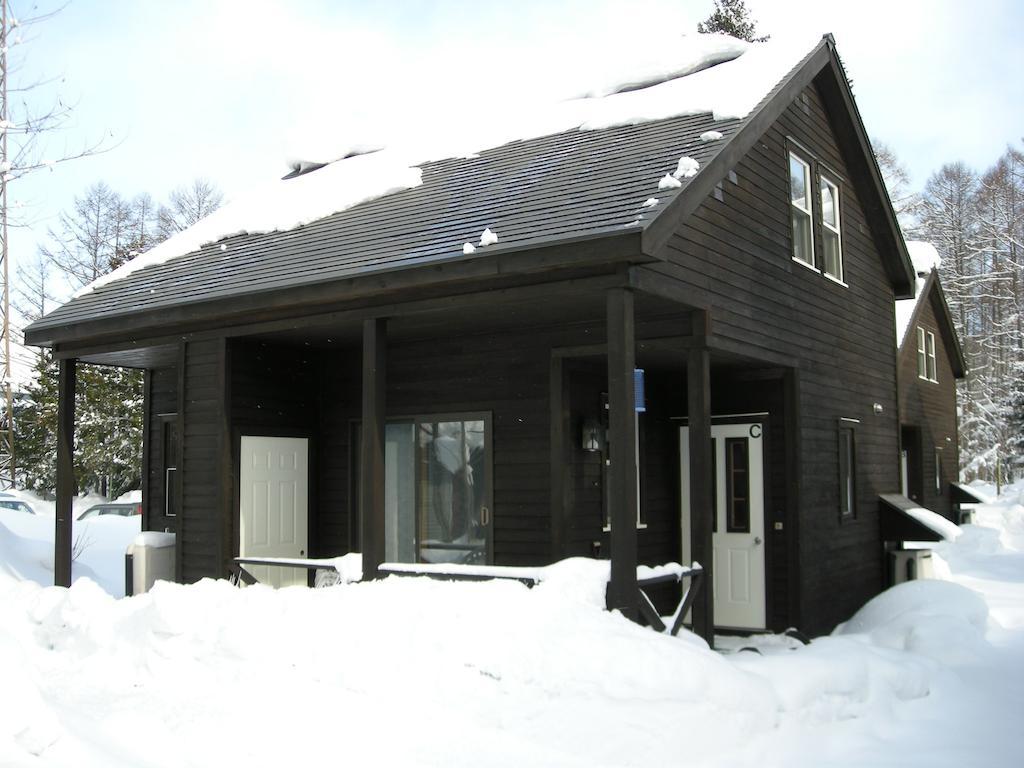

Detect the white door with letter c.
[{"left": 679, "top": 422, "right": 766, "bottom": 630}]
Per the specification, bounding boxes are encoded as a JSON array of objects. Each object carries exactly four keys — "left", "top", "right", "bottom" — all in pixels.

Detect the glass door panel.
[{"left": 417, "top": 419, "right": 489, "bottom": 564}]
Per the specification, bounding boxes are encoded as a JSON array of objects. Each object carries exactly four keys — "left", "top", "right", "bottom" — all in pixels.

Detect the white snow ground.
[{"left": 0, "top": 484, "right": 1021, "bottom": 766}]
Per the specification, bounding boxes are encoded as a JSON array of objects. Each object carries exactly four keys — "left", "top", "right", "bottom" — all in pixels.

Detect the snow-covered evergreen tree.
[{"left": 696, "top": 0, "right": 769, "bottom": 42}]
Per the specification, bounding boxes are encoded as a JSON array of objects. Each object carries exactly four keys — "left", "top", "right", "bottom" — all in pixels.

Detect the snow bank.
[
  {"left": 2, "top": 484, "right": 1024, "bottom": 765},
  {"left": 0, "top": 508, "right": 140, "bottom": 597},
  {"left": 73, "top": 33, "right": 818, "bottom": 299},
  {"left": 836, "top": 579, "right": 989, "bottom": 664}
]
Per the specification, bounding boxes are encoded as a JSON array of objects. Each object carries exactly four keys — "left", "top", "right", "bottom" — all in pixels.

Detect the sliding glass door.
[{"left": 366, "top": 413, "right": 492, "bottom": 565}]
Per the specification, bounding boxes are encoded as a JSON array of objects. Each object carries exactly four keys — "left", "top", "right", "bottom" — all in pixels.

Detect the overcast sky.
[{"left": 5, "top": 0, "right": 1023, "bottom": 339}]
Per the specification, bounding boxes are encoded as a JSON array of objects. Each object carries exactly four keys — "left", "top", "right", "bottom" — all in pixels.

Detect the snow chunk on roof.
[
  {"left": 479, "top": 228, "right": 498, "bottom": 247},
  {"left": 673, "top": 156, "right": 700, "bottom": 179},
  {"left": 700, "top": 130, "right": 724, "bottom": 142},
  {"left": 894, "top": 240, "right": 943, "bottom": 347},
  {"left": 658, "top": 174, "right": 682, "bottom": 190}
]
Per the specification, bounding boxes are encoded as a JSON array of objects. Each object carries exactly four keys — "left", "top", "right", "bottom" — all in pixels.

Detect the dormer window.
[
  {"left": 789, "top": 152, "right": 814, "bottom": 267},
  {"left": 917, "top": 327, "right": 937, "bottom": 382},
  {"left": 820, "top": 175, "right": 843, "bottom": 281}
]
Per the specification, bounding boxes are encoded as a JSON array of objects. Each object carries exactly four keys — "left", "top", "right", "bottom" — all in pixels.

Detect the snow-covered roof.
[
  {"left": 73, "top": 33, "right": 815, "bottom": 300},
  {"left": 27, "top": 31, "right": 917, "bottom": 346},
  {"left": 904, "top": 505, "right": 962, "bottom": 541},
  {"left": 894, "top": 240, "right": 942, "bottom": 347}
]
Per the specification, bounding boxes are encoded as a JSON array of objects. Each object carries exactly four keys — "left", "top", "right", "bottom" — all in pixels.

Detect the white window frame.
[
  {"left": 820, "top": 174, "right": 844, "bottom": 283},
  {"left": 926, "top": 331, "right": 937, "bottom": 382},
  {"left": 789, "top": 152, "right": 815, "bottom": 269},
  {"left": 917, "top": 327, "right": 928, "bottom": 380}
]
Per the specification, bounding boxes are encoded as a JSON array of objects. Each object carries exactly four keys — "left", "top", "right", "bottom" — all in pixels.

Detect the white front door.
[
  {"left": 679, "top": 422, "right": 766, "bottom": 630},
  {"left": 239, "top": 435, "right": 309, "bottom": 588}
]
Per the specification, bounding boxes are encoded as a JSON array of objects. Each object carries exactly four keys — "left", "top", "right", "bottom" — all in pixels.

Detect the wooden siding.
[
  {"left": 178, "top": 339, "right": 230, "bottom": 582},
  {"left": 644, "top": 82, "right": 901, "bottom": 635},
  {"left": 143, "top": 366, "right": 179, "bottom": 533},
  {"left": 898, "top": 295, "right": 960, "bottom": 520}
]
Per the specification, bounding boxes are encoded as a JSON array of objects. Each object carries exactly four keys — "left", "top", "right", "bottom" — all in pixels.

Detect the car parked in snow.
[
  {"left": 0, "top": 499, "right": 35, "bottom": 514},
  {"left": 77, "top": 502, "right": 142, "bottom": 520}
]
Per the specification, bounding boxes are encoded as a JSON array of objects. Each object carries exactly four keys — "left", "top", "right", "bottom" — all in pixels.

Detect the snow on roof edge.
[
  {"left": 894, "top": 241, "right": 943, "bottom": 348},
  {"left": 904, "top": 505, "right": 961, "bottom": 542}
]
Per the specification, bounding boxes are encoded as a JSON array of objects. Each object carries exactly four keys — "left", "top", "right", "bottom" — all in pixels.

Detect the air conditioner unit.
[{"left": 890, "top": 548, "right": 934, "bottom": 586}]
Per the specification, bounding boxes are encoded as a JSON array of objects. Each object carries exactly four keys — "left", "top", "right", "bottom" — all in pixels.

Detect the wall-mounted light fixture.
[
  {"left": 582, "top": 417, "right": 603, "bottom": 452},
  {"left": 872, "top": 402, "right": 884, "bottom": 415}
]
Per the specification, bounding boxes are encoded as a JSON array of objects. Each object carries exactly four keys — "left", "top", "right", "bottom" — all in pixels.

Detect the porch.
[{"left": 51, "top": 266, "right": 799, "bottom": 645}]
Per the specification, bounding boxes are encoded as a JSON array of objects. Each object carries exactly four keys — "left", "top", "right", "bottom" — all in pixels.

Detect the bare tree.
[
  {"left": 873, "top": 139, "right": 922, "bottom": 237},
  {"left": 156, "top": 178, "right": 223, "bottom": 241},
  {"left": 38, "top": 181, "right": 127, "bottom": 291}
]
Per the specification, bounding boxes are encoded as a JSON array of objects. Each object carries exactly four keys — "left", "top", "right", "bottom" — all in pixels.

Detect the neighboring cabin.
[
  {"left": 894, "top": 242, "right": 967, "bottom": 522},
  {"left": 27, "top": 34, "right": 920, "bottom": 639}
]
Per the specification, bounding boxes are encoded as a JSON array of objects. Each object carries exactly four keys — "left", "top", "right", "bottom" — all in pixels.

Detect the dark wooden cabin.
[
  {"left": 895, "top": 261, "right": 967, "bottom": 521},
  {"left": 26, "top": 35, "right": 916, "bottom": 639}
]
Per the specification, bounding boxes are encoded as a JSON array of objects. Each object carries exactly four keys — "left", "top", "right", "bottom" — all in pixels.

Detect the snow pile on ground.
[
  {"left": 1, "top": 487, "right": 1022, "bottom": 765},
  {"left": 77, "top": 33, "right": 818, "bottom": 298}
]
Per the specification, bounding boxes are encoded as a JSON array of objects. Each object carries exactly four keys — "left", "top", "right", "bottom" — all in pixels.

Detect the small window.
[
  {"left": 725, "top": 437, "right": 750, "bottom": 533},
  {"left": 838, "top": 424, "right": 856, "bottom": 518},
  {"left": 820, "top": 175, "right": 843, "bottom": 281},
  {"left": 917, "top": 327, "right": 927, "bottom": 380},
  {"left": 926, "top": 331, "right": 937, "bottom": 382},
  {"left": 789, "top": 153, "right": 814, "bottom": 267},
  {"left": 161, "top": 417, "right": 179, "bottom": 517}
]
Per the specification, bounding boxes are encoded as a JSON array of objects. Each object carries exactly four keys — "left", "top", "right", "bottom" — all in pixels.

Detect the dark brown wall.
[
  {"left": 143, "top": 366, "right": 178, "bottom": 533},
  {"left": 898, "top": 291, "right": 960, "bottom": 520},
  {"left": 178, "top": 339, "right": 230, "bottom": 582},
  {"left": 643, "top": 81, "right": 901, "bottom": 634},
  {"left": 317, "top": 328, "right": 554, "bottom": 566}
]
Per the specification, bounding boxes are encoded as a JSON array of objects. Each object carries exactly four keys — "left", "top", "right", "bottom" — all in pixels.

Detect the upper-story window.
[
  {"left": 789, "top": 152, "right": 814, "bottom": 267},
  {"left": 917, "top": 327, "right": 938, "bottom": 382},
  {"left": 820, "top": 175, "right": 843, "bottom": 281}
]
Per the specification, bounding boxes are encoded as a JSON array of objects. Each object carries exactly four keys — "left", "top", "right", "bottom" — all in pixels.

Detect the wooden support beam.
[
  {"left": 687, "top": 311, "right": 714, "bottom": 647},
  {"left": 54, "top": 358, "right": 77, "bottom": 588},
  {"left": 360, "top": 318, "right": 387, "bottom": 580},
  {"left": 606, "top": 288, "right": 638, "bottom": 620}
]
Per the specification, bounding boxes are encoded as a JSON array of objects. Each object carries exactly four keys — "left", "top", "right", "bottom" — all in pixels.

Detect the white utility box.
[
  {"left": 890, "top": 548, "right": 934, "bottom": 585},
  {"left": 126, "top": 532, "right": 176, "bottom": 595}
]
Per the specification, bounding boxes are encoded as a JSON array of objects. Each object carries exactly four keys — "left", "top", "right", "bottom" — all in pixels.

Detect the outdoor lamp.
[{"left": 582, "top": 418, "right": 603, "bottom": 452}]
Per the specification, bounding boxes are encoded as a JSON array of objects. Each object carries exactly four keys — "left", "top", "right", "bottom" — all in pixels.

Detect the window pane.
[
  {"left": 823, "top": 231, "right": 842, "bottom": 279},
  {"left": 417, "top": 419, "right": 488, "bottom": 564},
  {"left": 839, "top": 427, "right": 855, "bottom": 516},
  {"left": 725, "top": 438, "right": 750, "bottom": 533},
  {"left": 790, "top": 155, "right": 809, "bottom": 209},
  {"left": 384, "top": 422, "right": 416, "bottom": 563},
  {"left": 917, "top": 328, "right": 927, "bottom": 378},
  {"left": 792, "top": 209, "right": 812, "bottom": 264},
  {"left": 926, "top": 333, "right": 937, "bottom": 381},
  {"left": 820, "top": 178, "right": 838, "bottom": 227}
]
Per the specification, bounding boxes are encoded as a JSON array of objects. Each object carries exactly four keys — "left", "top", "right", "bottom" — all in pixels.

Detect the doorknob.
[{"left": 753, "top": 537, "right": 762, "bottom": 546}]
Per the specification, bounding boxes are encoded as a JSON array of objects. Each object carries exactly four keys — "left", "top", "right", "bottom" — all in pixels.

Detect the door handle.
[
  {"left": 480, "top": 507, "right": 490, "bottom": 526},
  {"left": 753, "top": 537, "right": 762, "bottom": 546}
]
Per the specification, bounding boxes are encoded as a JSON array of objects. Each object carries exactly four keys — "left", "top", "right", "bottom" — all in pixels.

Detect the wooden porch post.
[
  {"left": 606, "top": 288, "right": 638, "bottom": 620},
  {"left": 360, "top": 317, "right": 387, "bottom": 580},
  {"left": 688, "top": 311, "right": 714, "bottom": 647},
  {"left": 54, "top": 358, "right": 77, "bottom": 588}
]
